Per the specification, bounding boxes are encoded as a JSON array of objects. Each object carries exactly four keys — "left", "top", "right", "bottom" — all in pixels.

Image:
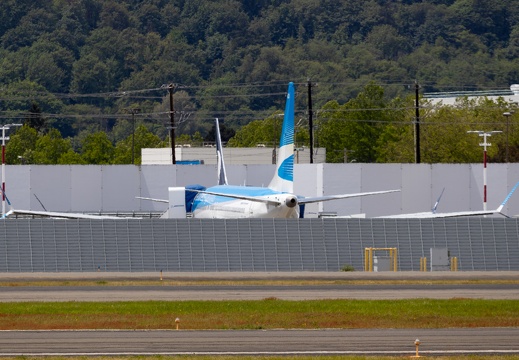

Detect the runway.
[
  {"left": 1, "top": 271, "right": 518, "bottom": 355},
  {"left": 1, "top": 328, "right": 519, "bottom": 356},
  {"left": 2, "top": 283, "right": 519, "bottom": 301}
]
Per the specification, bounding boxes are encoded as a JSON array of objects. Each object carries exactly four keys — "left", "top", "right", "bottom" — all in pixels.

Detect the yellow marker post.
[
  {"left": 420, "top": 257, "right": 427, "bottom": 272},
  {"left": 175, "top": 317, "right": 180, "bottom": 330},
  {"left": 450, "top": 257, "right": 458, "bottom": 271}
]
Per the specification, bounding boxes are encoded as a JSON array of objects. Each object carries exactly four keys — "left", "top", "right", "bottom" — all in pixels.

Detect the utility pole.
[
  {"left": 129, "top": 108, "right": 141, "bottom": 165},
  {"left": 414, "top": 81, "right": 420, "bottom": 164},
  {"left": 307, "top": 79, "right": 315, "bottom": 163},
  {"left": 168, "top": 84, "right": 176, "bottom": 164}
]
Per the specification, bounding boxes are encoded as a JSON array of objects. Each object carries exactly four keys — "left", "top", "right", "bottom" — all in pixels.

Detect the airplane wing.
[
  {"left": 186, "top": 189, "right": 283, "bottom": 206},
  {"left": 379, "top": 210, "right": 508, "bottom": 219},
  {"left": 136, "top": 196, "right": 169, "bottom": 203},
  {"left": 3, "top": 209, "right": 138, "bottom": 220},
  {"left": 298, "top": 189, "right": 400, "bottom": 205}
]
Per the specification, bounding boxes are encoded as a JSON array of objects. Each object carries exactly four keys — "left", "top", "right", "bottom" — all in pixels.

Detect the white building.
[
  {"left": 424, "top": 84, "right": 519, "bottom": 106},
  {"left": 142, "top": 146, "right": 326, "bottom": 165}
]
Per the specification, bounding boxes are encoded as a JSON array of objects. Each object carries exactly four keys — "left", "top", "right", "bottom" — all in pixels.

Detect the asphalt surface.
[
  {"left": 2, "top": 283, "right": 519, "bottom": 301},
  {"left": 1, "top": 329, "right": 519, "bottom": 356}
]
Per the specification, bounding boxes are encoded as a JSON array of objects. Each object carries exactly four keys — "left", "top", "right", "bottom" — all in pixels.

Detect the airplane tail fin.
[
  {"left": 431, "top": 188, "right": 445, "bottom": 214},
  {"left": 268, "top": 82, "right": 295, "bottom": 193},
  {"left": 496, "top": 181, "right": 519, "bottom": 213},
  {"left": 215, "top": 118, "right": 228, "bottom": 185}
]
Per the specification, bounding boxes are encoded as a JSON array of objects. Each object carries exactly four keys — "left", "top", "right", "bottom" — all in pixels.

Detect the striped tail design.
[{"left": 268, "top": 82, "right": 295, "bottom": 193}]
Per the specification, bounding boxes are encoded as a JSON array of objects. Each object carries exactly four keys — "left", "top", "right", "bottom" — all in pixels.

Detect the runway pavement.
[
  {"left": 1, "top": 328, "right": 519, "bottom": 356},
  {"left": 2, "top": 283, "right": 519, "bottom": 301}
]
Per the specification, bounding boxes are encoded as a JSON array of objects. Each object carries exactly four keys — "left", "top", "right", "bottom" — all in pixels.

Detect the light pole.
[
  {"left": 503, "top": 111, "right": 513, "bottom": 162},
  {"left": 467, "top": 130, "right": 502, "bottom": 211},
  {"left": 1, "top": 123, "right": 22, "bottom": 216}
]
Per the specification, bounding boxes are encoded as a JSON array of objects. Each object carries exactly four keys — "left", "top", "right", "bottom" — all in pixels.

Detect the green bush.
[{"left": 340, "top": 264, "right": 355, "bottom": 272}]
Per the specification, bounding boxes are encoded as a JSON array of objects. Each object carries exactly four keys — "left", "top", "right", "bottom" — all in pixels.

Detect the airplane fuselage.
[{"left": 191, "top": 185, "right": 299, "bottom": 219}]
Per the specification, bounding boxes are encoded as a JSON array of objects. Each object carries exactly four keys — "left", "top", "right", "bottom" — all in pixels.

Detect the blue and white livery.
[{"left": 188, "top": 82, "right": 399, "bottom": 219}]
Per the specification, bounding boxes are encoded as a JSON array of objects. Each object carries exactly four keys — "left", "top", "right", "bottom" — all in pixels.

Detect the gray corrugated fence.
[{"left": 1, "top": 218, "right": 518, "bottom": 272}]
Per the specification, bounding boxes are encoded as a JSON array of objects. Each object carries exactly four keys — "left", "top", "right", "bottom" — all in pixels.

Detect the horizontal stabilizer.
[{"left": 4, "top": 209, "right": 136, "bottom": 220}]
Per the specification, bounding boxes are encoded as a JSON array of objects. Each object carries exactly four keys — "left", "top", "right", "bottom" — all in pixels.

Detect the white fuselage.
[{"left": 191, "top": 186, "right": 299, "bottom": 219}]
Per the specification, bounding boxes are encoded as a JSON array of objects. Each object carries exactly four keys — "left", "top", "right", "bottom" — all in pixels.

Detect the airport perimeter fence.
[{"left": 0, "top": 218, "right": 518, "bottom": 272}]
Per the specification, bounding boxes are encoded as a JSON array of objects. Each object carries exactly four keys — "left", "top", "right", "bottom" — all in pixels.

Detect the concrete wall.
[{"left": 4, "top": 163, "right": 519, "bottom": 218}]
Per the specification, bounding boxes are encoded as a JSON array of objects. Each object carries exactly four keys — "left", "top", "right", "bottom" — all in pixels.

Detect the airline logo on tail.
[{"left": 269, "top": 82, "right": 295, "bottom": 193}]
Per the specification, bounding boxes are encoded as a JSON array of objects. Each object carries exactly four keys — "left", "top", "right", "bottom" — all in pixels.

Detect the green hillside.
[{"left": 1, "top": 0, "right": 518, "bottom": 164}]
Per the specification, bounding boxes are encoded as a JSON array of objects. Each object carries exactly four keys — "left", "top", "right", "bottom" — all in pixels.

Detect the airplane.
[
  {"left": 177, "top": 82, "right": 400, "bottom": 219},
  {"left": 373, "top": 183, "right": 519, "bottom": 219},
  {"left": 1, "top": 189, "right": 140, "bottom": 219}
]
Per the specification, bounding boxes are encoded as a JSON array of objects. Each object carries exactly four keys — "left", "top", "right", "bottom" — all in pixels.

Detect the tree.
[
  {"left": 227, "top": 113, "right": 283, "bottom": 147},
  {"left": 99, "top": 2, "right": 131, "bottom": 31},
  {"left": 0, "top": 80, "right": 63, "bottom": 117},
  {"left": 58, "top": 150, "right": 87, "bottom": 165},
  {"left": 81, "top": 132, "right": 115, "bottom": 164},
  {"left": 25, "top": 103, "right": 46, "bottom": 132},
  {"left": 32, "top": 128, "right": 72, "bottom": 164},
  {"left": 316, "top": 83, "right": 392, "bottom": 163},
  {"left": 377, "top": 96, "right": 515, "bottom": 163},
  {"left": 70, "top": 54, "right": 121, "bottom": 94},
  {"left": 5, "top": 125, "right": 38, "bottom": 164},
  {"left": 204, "top": 122, "right": 235, "bottom": 143},
  {"left": 113, "top": 125, "right": 164, "bottom": 164},
  {"left": 1, "top": 8, "right": 57, "bottom": 50}
]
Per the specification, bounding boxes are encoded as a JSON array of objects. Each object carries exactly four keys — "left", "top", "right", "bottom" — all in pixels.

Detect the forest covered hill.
[{"left": 1, "top": 0, "right": 519, "bottom": 164}]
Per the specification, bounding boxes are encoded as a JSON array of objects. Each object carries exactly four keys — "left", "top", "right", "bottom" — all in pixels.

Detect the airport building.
[
  {"left": 142, "top": 146, "right": 327, "bottom": 165},
  {"left": 424, "top": 84, "right": 519, "bottom": 106}
]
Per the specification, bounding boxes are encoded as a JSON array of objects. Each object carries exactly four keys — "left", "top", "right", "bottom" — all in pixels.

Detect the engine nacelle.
[{"left": 285, "top": 195, "right": 298, "bottom": 208}]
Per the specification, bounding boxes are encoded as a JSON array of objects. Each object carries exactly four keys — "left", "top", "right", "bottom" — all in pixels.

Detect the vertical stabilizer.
[
  {"left": 215, "top": 118, "right": 228, "bottom": 185},
  {"left": 166, "top": 187, "right": 186, "bottom": 218},
  {"left": 268, "top": 82, "right": 295, "bottom": 193}
]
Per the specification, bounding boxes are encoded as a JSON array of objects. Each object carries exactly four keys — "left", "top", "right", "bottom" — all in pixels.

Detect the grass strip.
[{"left": 1, "top": 299, "right": 518, "bottom": 330}]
